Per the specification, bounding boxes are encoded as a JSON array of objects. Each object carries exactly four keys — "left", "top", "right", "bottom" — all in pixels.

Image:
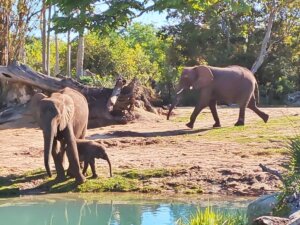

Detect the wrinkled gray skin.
[
  {"left": 74, "top": 139, "right": 112, "bottom": 178},
  {"left": 30, "top": 88, "right": 88, "bottom": 184},
  {"left": 167, "top": 65, "right": 269, "bottom": 128}
]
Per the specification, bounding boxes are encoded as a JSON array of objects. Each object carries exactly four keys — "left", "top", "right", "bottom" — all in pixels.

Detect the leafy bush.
[
  {"left": 275, "top": 137, "right": 300, "bottom": 215},
  {"left": 79, "top": 76, "right": 94, "bottom": 85},
  {"left": 177, "top": 206, "right": 246, "bottom": 225},
  {"left": 280, "top": 137, "right": 300, "bottom": 196}
]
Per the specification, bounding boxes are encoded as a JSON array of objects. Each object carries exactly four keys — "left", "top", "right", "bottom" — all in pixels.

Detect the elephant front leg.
[
  {"left": 209, "top": 100, "right": 221, "bottom": 128},
  {"left": 186, "top": 104, "right": 207, "bottom": 129},
  {"left": 90, "top": 159, "right": 98, "bottom": 179},
  {"left": 52, "top": 140, "right": 66, "bottom": 181},
  {"left": 82, "top": 161, "right": 89, "bottom": 177},
  {"left": 64, "top": 125, "right": 86, "bottom": 184}
]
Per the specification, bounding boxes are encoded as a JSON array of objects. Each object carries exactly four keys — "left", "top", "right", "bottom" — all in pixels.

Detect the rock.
[
  {"left": 289, "top": 210, "right": 300, "bottom": 220},
  {"left": 247, "top": 193, "right": 279, "bottom": 224},
  {"left": 286, "top": 91, "right": 300, "bottom": 106},
  {"left": 253, "top": 216, "right": 289, "bottom": 225},
  {"left": 288, "top": 210, "right": 300, "bottom": 225},
  {"left": 284, "top": 193, "right": 300, "bottom": 215}
]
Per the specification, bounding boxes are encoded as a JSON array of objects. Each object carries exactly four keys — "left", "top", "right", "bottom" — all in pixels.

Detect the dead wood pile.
[{"left": 0, "top": 61, "right": 159, "bottom": 126}]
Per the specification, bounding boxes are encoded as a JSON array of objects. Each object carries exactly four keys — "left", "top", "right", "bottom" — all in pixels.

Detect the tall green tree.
[
  {"left": 155, "top": 0, "right": 299, "bottom": 102},
  {"left": 49, "top": 0, "right": 145, "bottom": 78}
]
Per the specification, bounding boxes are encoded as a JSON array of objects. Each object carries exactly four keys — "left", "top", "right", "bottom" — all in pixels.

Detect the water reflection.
[{"left": 0, "top": 194, "right": 249, "bottom": 225}]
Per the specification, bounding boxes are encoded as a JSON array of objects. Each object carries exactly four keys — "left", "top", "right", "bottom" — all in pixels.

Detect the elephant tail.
[{"left": 255, "top": 82, "right": 259, "bottom": 105}]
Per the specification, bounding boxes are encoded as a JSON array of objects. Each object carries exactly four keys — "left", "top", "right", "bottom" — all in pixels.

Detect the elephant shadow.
[
  {"left": 89, "top": 128, "right": 209, "bottom": 139},
  {"left": 0, "top": 170, "right": 48, "bottom": 196},
  {"left": 0, "top": 170, "right": 78, "bottom": 196}
]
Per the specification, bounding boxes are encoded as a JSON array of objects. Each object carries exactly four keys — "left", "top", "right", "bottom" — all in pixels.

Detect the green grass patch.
[
  {"left": 177, "top": 206, "right": 247, "bottom": 225},
  {"left": 253, "top": 147, "right": 288, "bottom": 156},
  {"left": 173, "top": 113, "right": 208, "bottom": 123},
  {"left": 78, "top": 175, "right": 139, "bottom": 192},
  {"left": 0, "top": 168, "right": 47, "bottom": 196},
  {"left": 0, "top": 168, "right": 178, "bottom": 196},
  {"left": 183, "top": 188, "right": 203, "bottom": 195},
  {"left": 118, "top": 168, "right": 171, "bottom": 179},
  {"left": 139, "top": 185, "right": 162, "bottom": 193},
  {"left": 178, "top": 115, "right": 300, "bottom": 145},
  {"left": 0, "top": 185, "right": 20, "bottom": 196}
]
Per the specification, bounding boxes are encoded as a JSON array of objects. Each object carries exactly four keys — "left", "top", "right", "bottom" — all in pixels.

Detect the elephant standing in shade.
[
  {"left": 30, "top": 87, "right": 89, "bottom": 184},
  {"left": 75, "top": 139, "right": 112, "bottom": 178},
  {"left": 167, "top": 65, "right": 269, "bottom": 128}
]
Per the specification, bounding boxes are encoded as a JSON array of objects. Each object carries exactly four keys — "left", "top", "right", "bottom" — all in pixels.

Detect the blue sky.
[
  {"left": 134, "top": 10, "right": 169, "bottom": 27},
  {"left": 29, "top": 9, "right": 170, "bottom": 40}
]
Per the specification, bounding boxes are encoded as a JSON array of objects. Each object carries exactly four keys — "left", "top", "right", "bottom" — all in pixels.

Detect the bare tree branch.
[
  {"left": 251, "top": 4, "right": 277, "bottom": 74},
  {"left": 259, "top": 163, "right": 284, "bottom": 182}
]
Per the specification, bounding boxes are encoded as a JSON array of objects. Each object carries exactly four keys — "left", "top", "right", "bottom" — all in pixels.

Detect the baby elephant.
[{"left": 76, "top": 139, "right": 112, "bottom": 178}]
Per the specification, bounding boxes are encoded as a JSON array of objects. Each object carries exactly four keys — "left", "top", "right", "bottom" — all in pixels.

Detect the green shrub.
[
  {"left": 177, "top": 206, "right": 247, "bottom": 225},
  {"left": 275, "top": 137, "right": 300, "bottom": 214},
  {"left": 79, "top": 76, "right": 94, "bottom": 85},
  {"left": 280, "top": 137, "right": 300, "bottom": 196}
]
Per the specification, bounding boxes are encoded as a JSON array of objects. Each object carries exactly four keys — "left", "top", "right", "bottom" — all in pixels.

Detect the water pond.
[{"left": 0, "top": 193, "right": 252, "bottom": 225}]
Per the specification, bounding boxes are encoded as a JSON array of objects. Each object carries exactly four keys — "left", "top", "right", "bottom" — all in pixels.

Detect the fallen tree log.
[
  {"left": 0, "top": 61, "right": 158, "bottom": 127},
  {"left": 259, "top": 163, "right": 284, "bottom": 182},
  {"left": 0, "top": 61, "right": 125, "bottom": 127}
]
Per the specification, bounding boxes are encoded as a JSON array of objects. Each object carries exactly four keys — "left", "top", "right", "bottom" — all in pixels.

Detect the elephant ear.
[
  {"left": 29, "top": 93, "right": 47, "bottom": 125},
  {"left": 58, "top": 95, "right": 74, "bottom": 131},
  {"left": 194, "top": 66, "right": 214, "bottom": 89}
]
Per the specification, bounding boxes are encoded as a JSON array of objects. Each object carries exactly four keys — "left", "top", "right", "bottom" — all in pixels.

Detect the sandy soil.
[{"left": 1, "top": 106, "right": 299, "bottom": 196}]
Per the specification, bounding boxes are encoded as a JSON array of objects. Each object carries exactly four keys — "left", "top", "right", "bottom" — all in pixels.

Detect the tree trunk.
[
  {"left": 66, "top": 30, "right": 71, "bottom": 77},
  {"left": 54, "top": 33, "right": 59, "bottom": 75},
  {"left": 41, "top": 0, "right": 47, "bottom": 74},
  {"left": 46, "top": 4, "right": 51, "bottom": 76},
  {"left": 0, "top": 1, "right": 11, "bottom": 66},
  {"left": 251, "top": 6, "right": 277, "bottom": 74},
  {"left": 54, "top": 6, "right": 59, "bottom": 76},
  {"left": 76, "top": 33, "right": 84, "bottom": 79}
]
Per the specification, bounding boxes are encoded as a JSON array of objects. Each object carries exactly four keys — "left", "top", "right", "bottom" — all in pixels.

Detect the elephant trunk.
[
  {"left": 167, "top": 88, "right": 184, "bottom": 120},
  {"left": 105, "top": 154, "right": 113, "bottom": 177},
  {"left": 43, "top": 120, "right": 56, "bottom": 177}
]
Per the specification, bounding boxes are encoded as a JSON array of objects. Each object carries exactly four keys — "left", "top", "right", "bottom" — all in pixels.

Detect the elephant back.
[{"left": 60, "top": 87, "right": 89, "bottom": 139}]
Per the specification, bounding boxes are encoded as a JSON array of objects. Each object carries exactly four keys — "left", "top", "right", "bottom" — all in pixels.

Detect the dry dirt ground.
[{"left": 1, "top": 106, "right": 300, "bottom": 196}]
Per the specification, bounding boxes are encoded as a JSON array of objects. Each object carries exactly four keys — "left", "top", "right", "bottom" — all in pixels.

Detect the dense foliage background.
[{"left": 0, "top": 0, "right": 299, "bottom": 104}]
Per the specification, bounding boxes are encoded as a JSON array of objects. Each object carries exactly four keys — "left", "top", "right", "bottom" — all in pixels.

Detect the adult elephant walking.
[
  {"left": 30, "top": 87, "right": 88, "bottom": 184},
  {"left": 167, "top": 65, "right": 269, "bottom": 128}
]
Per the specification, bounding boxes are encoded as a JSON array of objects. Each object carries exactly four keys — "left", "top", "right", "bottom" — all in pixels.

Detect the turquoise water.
[{"left": 0, "top": 193, "right": 250, "bottom": 225}]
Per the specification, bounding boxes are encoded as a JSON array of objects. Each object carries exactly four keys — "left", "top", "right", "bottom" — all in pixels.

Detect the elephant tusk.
[
  {"left": 176, "top": 88, "right": 184, "bottom": 95},
  {"left": 110, "top": 96, "right": 118, "bottom": 105}
]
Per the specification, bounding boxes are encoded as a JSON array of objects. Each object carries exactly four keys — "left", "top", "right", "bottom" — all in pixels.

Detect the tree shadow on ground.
[
  {"left": 0, "top": 170, "right": 77, "bottom": 196},
  {"left": 0, "top": 170, "right": 47, "bottom": 196},
  {"left": 89, "top": 128, "right": 209, "bottom": 139}
]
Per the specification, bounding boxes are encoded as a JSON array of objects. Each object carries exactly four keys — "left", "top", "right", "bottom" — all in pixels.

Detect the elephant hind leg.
[
  {"left": 247, "top": 97, "right": 269, "bottom": 123},
  {"left": 235, "top": 106, "right": 246, "bottom": 126},
  {"left": 235, "top": 101, "right": 249, "bottom": 126},
  {"left": 209, "top": 100, "right": 221, "bottom": 128},
  {"left": 235, "top": 91, "right": 253, "bottom": 126}
]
